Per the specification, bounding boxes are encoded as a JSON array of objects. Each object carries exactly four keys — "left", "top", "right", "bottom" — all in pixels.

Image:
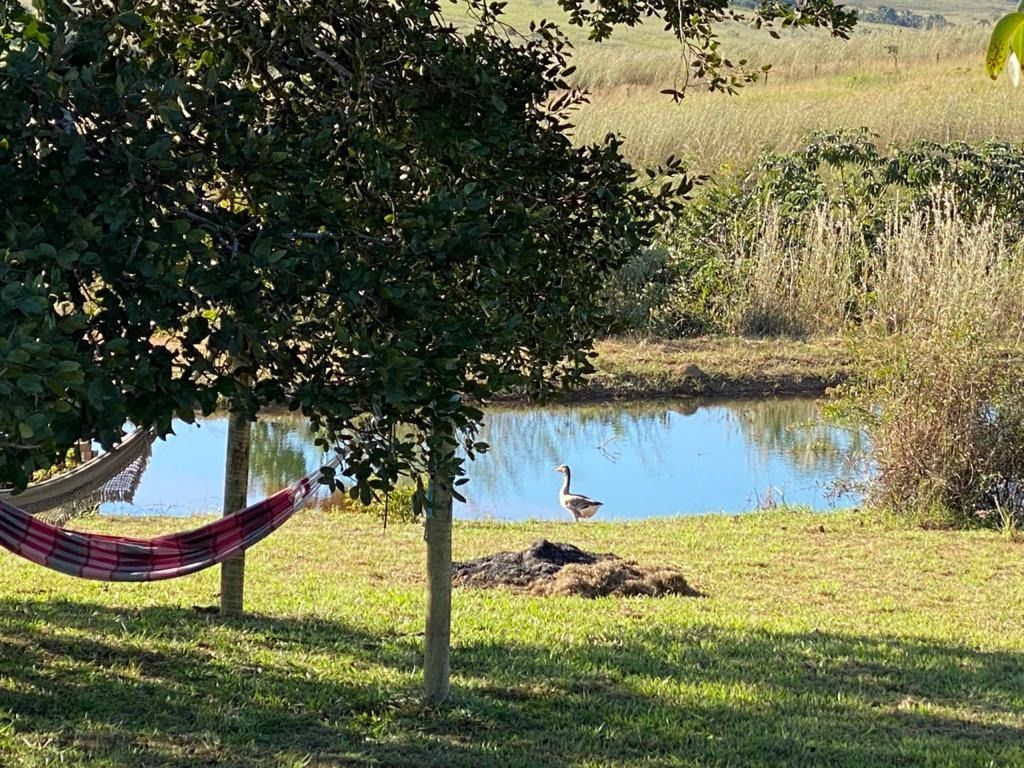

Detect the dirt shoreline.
[{"left": 497, "top": 335, "right": 853, "bottom": 404}]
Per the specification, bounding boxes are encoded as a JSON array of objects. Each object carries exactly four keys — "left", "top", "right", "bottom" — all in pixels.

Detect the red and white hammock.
[{"left": 0, "top": 456, "right": 340, "bottom": 582}]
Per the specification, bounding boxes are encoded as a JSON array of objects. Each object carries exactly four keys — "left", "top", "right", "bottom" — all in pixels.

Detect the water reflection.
[
  {"left": 464, "top": 397, "right": 865, "bottom": 520},
  {"left": 248, "top": 414, "right": 325, "bottom": 497},
  {"left": 101, "top": 397, "right": 867, "bottom": 519},
  {"left": 730, "top": 398, "right": 870, "bottom": 477}
]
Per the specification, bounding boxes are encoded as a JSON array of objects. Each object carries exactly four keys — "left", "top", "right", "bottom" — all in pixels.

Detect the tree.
[{"left": 3, "top": 0, "right": 855, "bottom": 700}]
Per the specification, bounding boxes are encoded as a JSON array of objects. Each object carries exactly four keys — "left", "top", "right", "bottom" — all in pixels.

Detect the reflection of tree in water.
[
  {"left": 465, "top": 398, "right": 868, "bottom": 505},
  {"left": 247, "top": 414, "right": 324, "bottom": 497},
  {"left": 241, "top": 400, "right": 868, "bottom": 510},
  {"left": 466, "top": 403, "right": 678, "bottom": 500},
  {"left": 727, "top": 397, "right": 870, "bottom": 480}
]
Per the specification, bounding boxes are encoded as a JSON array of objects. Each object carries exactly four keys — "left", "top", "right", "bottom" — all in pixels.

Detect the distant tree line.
[
  {"left": 858, "top": 6, "right": 950, "bottom": 30},
  {"left": 730, "top": 3, "right": 949, "bottom": 30}
]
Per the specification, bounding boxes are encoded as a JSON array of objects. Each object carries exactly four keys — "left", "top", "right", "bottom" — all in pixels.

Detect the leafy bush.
[
  {"left": 613, "top": 132, "right": 1024, "bottom": 338},
  {"left": 840, "top": 324, "right": 1024, "bottom": 526},
  {"left": 334, "top": 484, "right": 419, "bottom": 524}
]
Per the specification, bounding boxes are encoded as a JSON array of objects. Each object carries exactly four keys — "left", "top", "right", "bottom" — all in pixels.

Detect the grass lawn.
[{"left": 2, "top": 508, "right": 1023, "bottom": 766}]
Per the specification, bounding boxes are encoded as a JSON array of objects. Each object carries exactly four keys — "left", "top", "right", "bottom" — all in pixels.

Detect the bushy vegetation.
[
  {"left": 605, "top": 128, "right": 1024, "bottom": 526},
  {"left": 858, "top": 6, "right": 950, "bottom": 29},
  {"left": 732, "top": 1, "right": 951, "bottom": 29},
  {"left": 839, "top": 323, "right": 1024, "bottom": 527},
  {"left": 609, "top": 132, "right": 1024, "bottom": 338}
]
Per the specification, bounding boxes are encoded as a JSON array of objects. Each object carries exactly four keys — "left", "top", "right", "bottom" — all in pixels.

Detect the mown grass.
[{"left": 3, "top": 508, "right": 1024, "bottom": 766}]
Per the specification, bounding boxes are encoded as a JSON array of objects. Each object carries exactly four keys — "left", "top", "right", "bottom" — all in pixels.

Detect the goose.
[{"left": 554, "top": 464, "right": 603, "bottom": 522}]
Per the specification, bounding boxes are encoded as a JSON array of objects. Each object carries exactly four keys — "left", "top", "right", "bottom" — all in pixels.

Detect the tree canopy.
[{"left": 1, "top": 0, "right": 855, "bottom": 496}]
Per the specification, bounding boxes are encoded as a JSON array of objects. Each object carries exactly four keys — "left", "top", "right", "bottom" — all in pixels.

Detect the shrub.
[
  {"left": 337, "top": 484, "right": 419, "bottom": 525},
  {"left": 611, "top": 132, "right": 1024, "bottom": 339},
  {"left": 840, "top": 323, "right": 1024, "bottom": 525}
]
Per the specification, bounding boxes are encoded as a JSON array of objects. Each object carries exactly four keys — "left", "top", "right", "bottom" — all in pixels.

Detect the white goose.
[{"left": 554, "top": 464, "right": 603, "bottom": 522}]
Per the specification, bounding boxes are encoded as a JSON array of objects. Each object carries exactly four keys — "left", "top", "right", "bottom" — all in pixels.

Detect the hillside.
[{"left": 452, "top": 0, "right": 1024, "bottom": 172}]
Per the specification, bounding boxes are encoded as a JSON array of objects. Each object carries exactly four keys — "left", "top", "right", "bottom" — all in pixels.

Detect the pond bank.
[{"left": 508, "top": 336, "right": 853, "bottom": 403}]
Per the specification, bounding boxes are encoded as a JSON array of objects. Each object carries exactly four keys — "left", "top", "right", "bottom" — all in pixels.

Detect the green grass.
[{"left": 3, "top": 508, "right": 1024, "bottom": 766}]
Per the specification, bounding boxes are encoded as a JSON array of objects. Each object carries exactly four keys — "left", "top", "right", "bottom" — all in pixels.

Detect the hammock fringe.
[{"left": 0, "top": 428, "right": 156, "bottom": 522}]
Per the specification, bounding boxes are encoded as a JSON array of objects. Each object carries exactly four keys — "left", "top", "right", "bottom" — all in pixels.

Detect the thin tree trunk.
[
  {"left": 220, "top": 410, "right": 251, "bottom": 617},
  {"left": 424, "top": 432, "right": 454, "bottom": 704},
  {"left": 77, "top": 440, "right": 94, "bottom": 462}
]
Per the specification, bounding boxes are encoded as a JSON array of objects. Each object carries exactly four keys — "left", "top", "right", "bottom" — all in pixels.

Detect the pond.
[{"left": 100, "top": 397, "right": 869, "bottom": 521}]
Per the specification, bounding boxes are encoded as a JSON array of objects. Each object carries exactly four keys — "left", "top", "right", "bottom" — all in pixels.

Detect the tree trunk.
[
  {"left": 423, "top": 433, "right": 454, "bottom": 704},
  {"left": 220, "top": 410, "right": 251, "bottom": 617}
]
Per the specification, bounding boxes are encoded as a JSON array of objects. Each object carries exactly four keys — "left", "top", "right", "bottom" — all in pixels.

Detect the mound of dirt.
[{"left": 452, "top": 539, "right": 700, "bottom": 599}]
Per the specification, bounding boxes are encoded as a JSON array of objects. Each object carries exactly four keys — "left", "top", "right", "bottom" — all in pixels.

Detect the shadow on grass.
[{"left": 1, "top": 599, "right": 1022, "bottom": 766}]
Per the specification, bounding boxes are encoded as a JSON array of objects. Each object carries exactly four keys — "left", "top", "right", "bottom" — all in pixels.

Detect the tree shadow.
[{"left": 1, "top": 599, "right": 1022, "bottom": 766}]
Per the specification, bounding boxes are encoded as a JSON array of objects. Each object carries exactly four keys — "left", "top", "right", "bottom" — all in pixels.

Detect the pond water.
[{"left": 101, "top": 397, "right": 869, "bottom": 521}]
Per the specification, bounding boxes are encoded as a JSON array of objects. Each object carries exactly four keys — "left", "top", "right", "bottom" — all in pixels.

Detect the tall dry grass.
[
  {"left": 716, "top": 198, "right": 1024, "bottom": 338},
  {"left": 714, "top": 197, "right": 1024, "bottom": 523},
  {"left": 572, "top": 63, "right": 1024, "bottom": 172},
  {"left": 565, "top": 23, "right": 1023, "bottom": 174},
  {"left": 724, "top": 206, "right": 863, "bottom": 336},
  {"left": 570, "top": 25, "right": 990, "bottom": 90},
  {"left": 867, "top": 201, "right": 1024, "bottom": 338}
]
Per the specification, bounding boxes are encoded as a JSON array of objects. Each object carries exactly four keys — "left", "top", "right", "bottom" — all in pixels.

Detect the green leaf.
[
  {"left": 117, "top": 13, "right": 146, "bottom": 31},
  {"left": 1, "top": 283, "right": 21, "bottom": 305},
  {"left": 17, "top": 375, "right": 44, "bottom": 395},
  {"left": 6, "top": 349, "right": 30, "bottom": 365},
  {"left": 985, "top": 12, "right": 1024, "bottom": 80},
  {"left": 22, "top": 19, "right": 50, "bottom": 48}
]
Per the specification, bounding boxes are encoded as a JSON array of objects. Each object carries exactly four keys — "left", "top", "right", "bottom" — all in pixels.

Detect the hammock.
[
  {"left": 0, "top": 456, "right": 340, "bottom": 581},
  {"left": 0, "top": 428, "right": 156, "bottom": 524}
]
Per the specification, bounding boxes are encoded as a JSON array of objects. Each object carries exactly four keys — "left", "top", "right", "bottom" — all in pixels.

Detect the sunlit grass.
[
  {"left": 447, "top": 0, "right": 1022, "bottom": 173},
  {"left": 573, "top": 55, "right": 1024, "bottom": 172},
  {"left": 589, "top": 335, "right": 851, "bottom": 397},
  {"left": 2, "top": 509, "right": 1024, "bottom": 766},
  {"left": 682, "top": 198, "right": 1024, "bottom": 339}
]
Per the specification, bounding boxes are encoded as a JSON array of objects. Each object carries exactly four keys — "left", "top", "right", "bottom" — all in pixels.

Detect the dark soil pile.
[{"left": 452, "top": 539, "right": 700, "bottom": 599}]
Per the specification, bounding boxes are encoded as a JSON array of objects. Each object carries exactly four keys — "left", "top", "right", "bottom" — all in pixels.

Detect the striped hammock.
[{"left": 0, "top": 456, "right": 340, "bottom": 582}]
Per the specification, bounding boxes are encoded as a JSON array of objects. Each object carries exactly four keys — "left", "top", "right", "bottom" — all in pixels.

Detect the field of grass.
[
  {"left": 575, "top": 25, "right": 1024, "bottom": 172},
  {"left": 456, "top": 0, "right": 1024, "bottom": 172},
  {"left": 2, "top": 509, "right": 1024, "bottom": 766}
]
